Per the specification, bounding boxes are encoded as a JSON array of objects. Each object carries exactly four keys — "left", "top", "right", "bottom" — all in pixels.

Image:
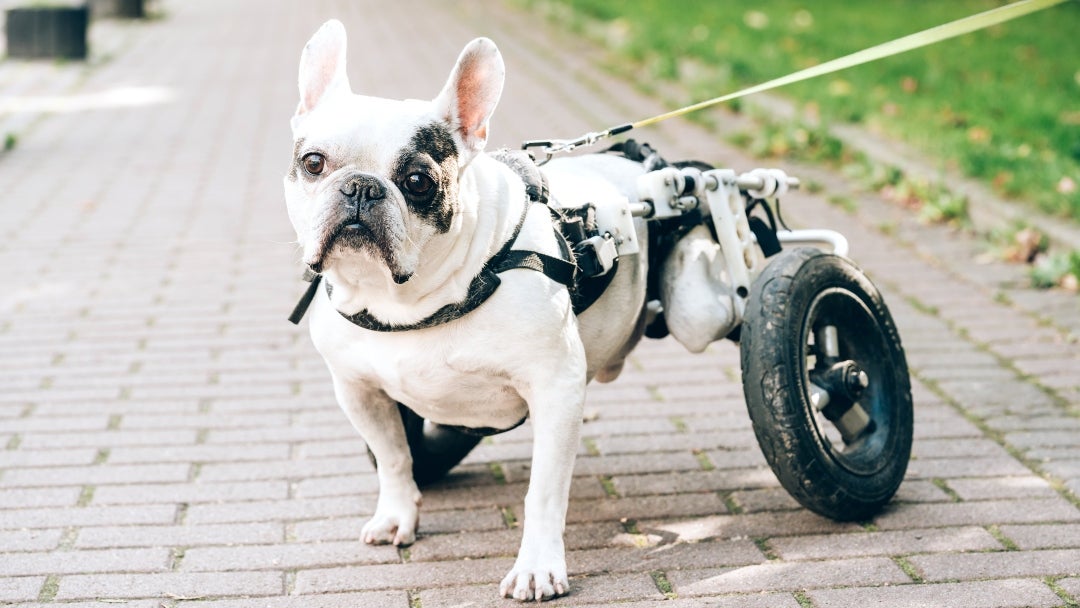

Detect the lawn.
[{"left": 524, "top": 0, "right": 1080, "bottom": 222}]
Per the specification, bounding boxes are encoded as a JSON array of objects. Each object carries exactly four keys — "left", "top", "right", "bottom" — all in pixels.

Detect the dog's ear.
[
  {"left": 433, "top": 37, "right": 505, "bottom": 157},
  {"left": 295, "top": 20, "right": 350, "bottom": 122}
]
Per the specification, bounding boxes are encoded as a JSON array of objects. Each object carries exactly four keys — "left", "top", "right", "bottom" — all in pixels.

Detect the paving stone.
[
  {"left": 770, "top": 526, "right": 1002, "bottom": 560},
  {"left": 892, "top": 479, "right": 953, "bottom": 504},
  {"left": 416, "top": 507, "right": 509, "bottom": 535},
  {"left": 290, "top": 474, "right": 381, "bottom": 499},
  {"left": 184, "top": 496, "right": 374, "bottom": 525},
  {"left": 997, "top": 523, "right": 1080, "bottom": 550},
  {"left": 1004, "top": 430, "right": 1080, "bottom": 449},
  {"left": 0, "top": 547, "right": 171, "bottom": 576},
  {"left": 728, "top": 487, "right": 801, "bottom": 513},
  {"left": 289, "top": 517, "right": 371, "bottom": 544},
  {"left": 197, "top": 456, "right": 369, "bottom": 483},
  {"left": 809, "top": 578, "right": 1062, "bottom": 608},
  {"left": 986, "top": 414, "right": 1080, "bottom": 433},
  {"left": 181, "top": 540, "right": 399, "bottom": 571},
  {"left": 203, "top": 425, "right": 358, "bottom": 445},
  {"left": 17, "top": 429, "right": 200, "bottom": 449},
  {"left": 0, "top": 463, "right": 191, "bottom": 488},
  {"left": 910, "top": 437, "right": 1011, "bottom": 459},
  {"left": 946, "top": 476, "right": 1059, "bottom": 501},
  {"left": 0, "top": 529, "right": 65, "bottom": 553},
  {"left": 421, "top": 573, "right": 663, "bottom": 607},
  {"left": 2, "top": 602, "right": 163, "bottom": 608},
  {"left": 54, "top": 571, "right": 284, "bottom": 601},
  {"left": 0, "top": 487, "right": 82, "bottom": 509},
  {"left": 640, "top": 511, "right": 863, "bottom": 542},
  {"left": 75, "top": 522, "right": 285, "bottom": 549},
  {"left": 613, "top": 468, "right": 780, "bottom": 497},
  {"left": 909, "top": 548, "right": 1080, "bottom": 582},
  {"left": 107, "top": 443, "right": 291, "bottom": 464},
  {"left": 551, "top": 597, "right": 802, "bottom": 608},
  {"left": 564, "top": 493, "right": 728, "bottom": 525},
  {"left": 407, "top": 522, "right": 622, "bottom": 562},
  {"left": 1058, "top": 577, "right": 1080, "bottom": 601},
  {"left": 0, "top": 448, "right": 100, "bottom": 468},
  {"left": 0, "top": 504, "right": 177, "bottom": 530},
  {"left": 92, "top": 480, "right": 289, "bottom": 505},
  {"left": 293, "top": 558, "right": 516, "bottom": 594},
  {"left": 0, "top": 576, "right": 45, "bottom": 602},
  {"left": 570, "top": 452, "right": 703, "bottom": 476},
  {"left": 569, "top": 539, "right": 766, "bottom": 574},
  {"left": 593, "top": 430, "right": 755, "bottom": 455},
  {"left": 182, "top": 591, "right": 408, "bottom": 608},
  {"left": 873, "top": 499, "right": 1080, "bottom": 530},
  {"left": 667, "top": 557, "right": 909, "bottom": 595}
]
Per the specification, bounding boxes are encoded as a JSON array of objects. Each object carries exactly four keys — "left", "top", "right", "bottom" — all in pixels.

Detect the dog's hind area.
[{"left": 593, "top": 302, "right": 647, "bottom": 383}]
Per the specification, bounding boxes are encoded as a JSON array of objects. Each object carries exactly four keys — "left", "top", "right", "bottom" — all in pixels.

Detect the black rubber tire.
[
  {"left": 366, "top": 404, "right": 482, "bottom": 487},
  {"left": 740, "top": 248, "right": 913, "bottom": 521}
]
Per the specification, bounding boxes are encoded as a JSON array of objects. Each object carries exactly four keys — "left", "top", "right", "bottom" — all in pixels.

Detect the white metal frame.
[{"left": 635, "top": 165, "right": 849, "bottom": 321}]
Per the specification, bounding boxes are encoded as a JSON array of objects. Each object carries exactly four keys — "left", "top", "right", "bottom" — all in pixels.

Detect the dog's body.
[{"left": 285, "top": 21, "right": 724, "bottom": 601}]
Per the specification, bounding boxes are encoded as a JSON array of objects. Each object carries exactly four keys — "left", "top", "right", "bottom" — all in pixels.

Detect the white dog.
[{"left": 284, "top": 20, "right": 728, "bottom": 601}]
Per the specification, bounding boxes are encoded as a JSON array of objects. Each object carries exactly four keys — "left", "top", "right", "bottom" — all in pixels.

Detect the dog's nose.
[{"left": 340, "top": 175, "right": 386, "bottom": 204}]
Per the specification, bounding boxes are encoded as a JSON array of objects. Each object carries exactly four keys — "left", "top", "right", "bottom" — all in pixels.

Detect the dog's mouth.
[
  {"left": 308, "top": 219, "right": 412, "bottom": 284},
  {"left": 308, "top": 219, "right": 371, "bottom": 273}
]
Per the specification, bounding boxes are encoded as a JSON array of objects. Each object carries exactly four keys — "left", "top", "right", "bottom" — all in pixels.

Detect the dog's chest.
[{"left": 310, "top": 300, "right": 529, "bottom": 428}]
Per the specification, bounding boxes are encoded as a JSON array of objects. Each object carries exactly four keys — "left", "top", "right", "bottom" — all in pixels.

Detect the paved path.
[{"left": 1, "top": 1, "right": 1078, "bottom": 606}]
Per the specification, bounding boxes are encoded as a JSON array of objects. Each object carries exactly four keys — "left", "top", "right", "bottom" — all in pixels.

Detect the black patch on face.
[
  {"left": 288, "top": 137, "right": 306, "bottom": 181},
  {"left": 392, "top": 123, "right": 459, "bottom": 233}
]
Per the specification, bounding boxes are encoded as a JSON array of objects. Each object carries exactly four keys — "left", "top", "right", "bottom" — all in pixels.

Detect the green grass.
[
  {"left": 649, "top": 570, "right": 676, "bottom": 599},
  {"left": 525, "top": 0, "right": 1080, "bottom": 221},
  {"left": 1031, "top": 249, "right": 1080, "bottom": 290}
]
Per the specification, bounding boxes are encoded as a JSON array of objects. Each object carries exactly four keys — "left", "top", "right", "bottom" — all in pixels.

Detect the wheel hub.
[{"left": 809, "top": 325, "right": 876, "bottom": 444}]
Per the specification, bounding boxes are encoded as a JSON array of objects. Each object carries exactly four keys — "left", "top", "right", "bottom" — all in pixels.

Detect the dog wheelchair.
[{"left": 379, "top": 141, "right": 913, "bottom": 523}]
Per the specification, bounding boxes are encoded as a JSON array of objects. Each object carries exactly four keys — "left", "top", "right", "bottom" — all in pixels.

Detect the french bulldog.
[{"left": 283, "top": 20, "right": 713, "bottom": 601}]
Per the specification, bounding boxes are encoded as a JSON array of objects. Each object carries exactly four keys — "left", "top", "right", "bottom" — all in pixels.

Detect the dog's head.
[{"left": 283, "top": 20, "right": 505, "bottom": 284}]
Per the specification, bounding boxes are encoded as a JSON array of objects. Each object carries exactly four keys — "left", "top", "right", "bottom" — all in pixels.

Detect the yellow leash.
[{"left": 523, "top": 0, "right": 1072, "bottom": 156}]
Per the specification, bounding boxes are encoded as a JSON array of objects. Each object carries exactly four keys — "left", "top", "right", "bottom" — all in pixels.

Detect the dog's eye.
[
  {"left": 403, "top": 173, "right": 435, "bottom": 197},
  {"left": 302, "top": 153, "right": 325, "bottom": 176}
]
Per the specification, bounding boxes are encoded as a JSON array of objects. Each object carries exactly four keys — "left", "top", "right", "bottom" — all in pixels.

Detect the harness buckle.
[{"left": 575, "top": 234, "right": 618, "bottom": 278}]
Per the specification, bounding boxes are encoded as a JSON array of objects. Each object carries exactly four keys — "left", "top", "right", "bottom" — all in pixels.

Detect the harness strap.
[
  {"left": 288, "top": 271, "right": 323, "bottom": 325},
  {"left": 332, "top": 200, "right": 535, "bottom": 332},
  {"left": 491, "top": 245, "right": 576, "bottom": 289}
]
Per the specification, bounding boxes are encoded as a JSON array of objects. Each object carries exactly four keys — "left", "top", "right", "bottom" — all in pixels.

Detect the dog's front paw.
[
  {"left": 361, "top": 496, "right": 419, "bottom": 546},
  {"left": 498, "top": 555, "right": 569, "bottom": 602}
]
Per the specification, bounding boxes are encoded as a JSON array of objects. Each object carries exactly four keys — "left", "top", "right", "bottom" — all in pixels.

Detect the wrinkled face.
[
  {"left": 284, "top": 96, "right": 460, "bottom": 283},
  {"left": 283, "top": 20, "right": 504, "bottom": 286}
]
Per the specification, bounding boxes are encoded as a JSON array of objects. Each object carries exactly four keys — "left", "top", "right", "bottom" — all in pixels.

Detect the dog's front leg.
[
  {"left": 500, "top": 364, "right": 586, "bottom": 601},
  {"left": 332, "top": 375, "right": 421, "bottom": 546}
]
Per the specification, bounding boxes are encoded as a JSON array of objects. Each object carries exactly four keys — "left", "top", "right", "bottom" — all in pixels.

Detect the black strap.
[
  {"left": 492, "top": 250, "right": 576, "bottom": 288},
  {"left": 291, "top": 197, "right": 579, "bottom": 331},
  {"left": 335, "top": 270, "right": 501, "bottom": 332},
  {"left": 333, "top": 201, "right": 534, "bottom": 332},
  {"left": 288, "top": 273, "right": 322, "bottom": 325}
]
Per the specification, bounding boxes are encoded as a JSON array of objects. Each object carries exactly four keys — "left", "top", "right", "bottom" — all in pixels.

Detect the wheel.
[
  {"left": 367, "top": 404, "right": 483, "bottom": 486},
  {"left": 740, "top": 248, "right": 912, "bottom": 521}
]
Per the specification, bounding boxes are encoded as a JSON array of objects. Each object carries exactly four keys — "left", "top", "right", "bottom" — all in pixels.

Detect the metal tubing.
[{"left": 777, "top": 229, "right": 849, "bottom": 257}]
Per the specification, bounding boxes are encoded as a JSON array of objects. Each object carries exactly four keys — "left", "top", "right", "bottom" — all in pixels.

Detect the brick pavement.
[{"left": 1, "top": 1, "right": 1078, "bottom": 606}]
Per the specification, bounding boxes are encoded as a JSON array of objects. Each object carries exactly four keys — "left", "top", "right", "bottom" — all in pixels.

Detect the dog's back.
[{"left": 544, "top": 154, "right": 649, "bottom": 382}]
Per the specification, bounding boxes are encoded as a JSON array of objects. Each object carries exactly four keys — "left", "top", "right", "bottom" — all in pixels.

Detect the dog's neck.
[{"left": 323, "top": 153, "right": 527, "bottom": 325}]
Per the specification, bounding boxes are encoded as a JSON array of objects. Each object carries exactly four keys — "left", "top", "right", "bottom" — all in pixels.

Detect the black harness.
[{"left": 288, "top": 150, "right": 596, "bottom": 330}]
